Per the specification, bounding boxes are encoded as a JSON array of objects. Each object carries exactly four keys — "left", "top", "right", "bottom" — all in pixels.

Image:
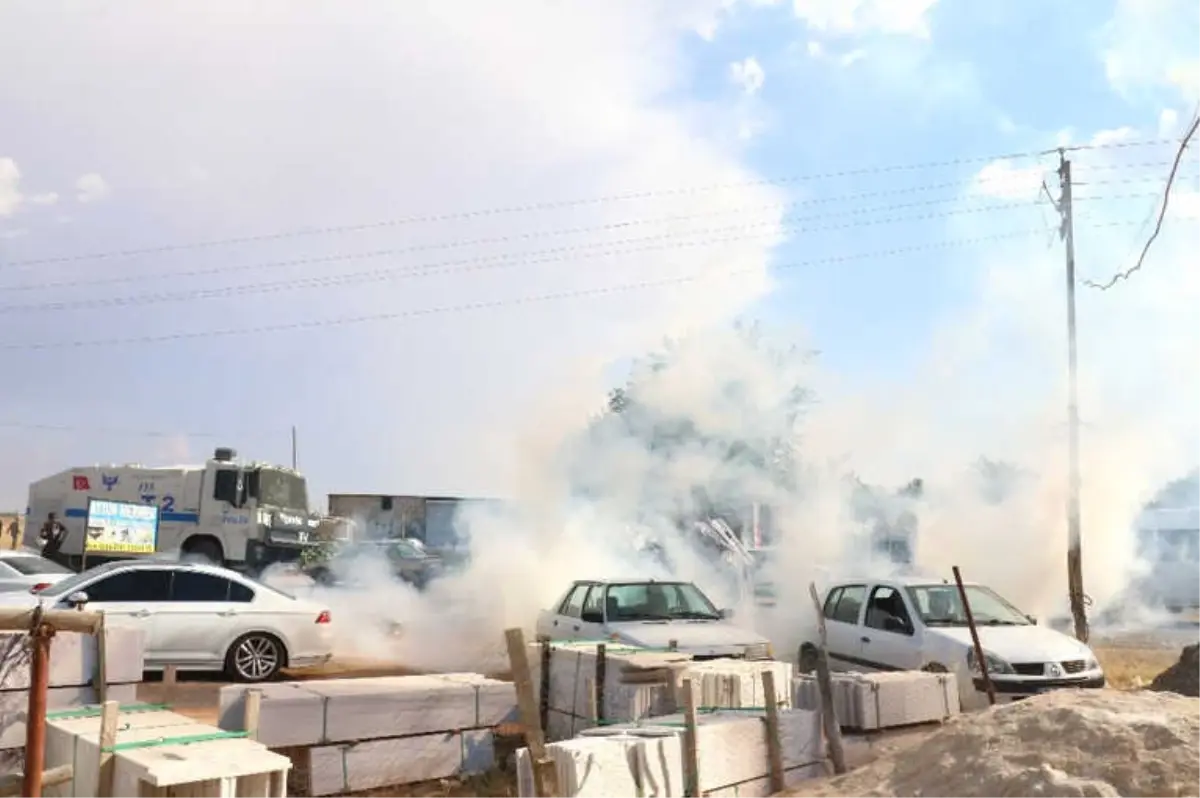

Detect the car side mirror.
[
  {"left": 1026, "top": 614, "right": 1038, "bottom": 625},
  {"left": 66, "top": 591, "right": 90, "bottom": 608},
  {"left": 884, "top": 616, "right": 911, "bottom": 635},
  {"left": 580, "top": 610, "right": 604, "bottom": 624},
  {"left": 718, "top": 608, "right": 734, "bottom": 620}
]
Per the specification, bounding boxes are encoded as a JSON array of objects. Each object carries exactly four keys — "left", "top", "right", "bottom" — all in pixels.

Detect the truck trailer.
[{"left": 25, "top": 446, "right": 321, "bottom": 573}]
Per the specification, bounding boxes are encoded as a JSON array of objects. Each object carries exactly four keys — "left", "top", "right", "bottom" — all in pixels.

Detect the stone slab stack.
[
  {"left": 44, "top": 706, "right": 290, "bottom": 797},
  {"left": 219, "top": 673, "right": 516, "bottom": 796},
  {"left": 792, "top": 669, "right": 960, "bottom": 731},
  {"left": 516, "top": 707, "right": 825, "bottom": 797},
  {"left": 531, "top": 641, "right": 795, "bottom": 741},
  {"left": 0, "top": 626, "right": 144, "bottom": 764}
]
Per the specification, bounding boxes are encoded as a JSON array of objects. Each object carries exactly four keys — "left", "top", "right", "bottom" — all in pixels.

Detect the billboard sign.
[{"left": 85, "top": 498, "right": 160, "bottom": 555}]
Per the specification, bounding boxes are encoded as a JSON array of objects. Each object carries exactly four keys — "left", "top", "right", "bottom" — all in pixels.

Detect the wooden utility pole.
[{"left": 1056, "top": 150, "right": 1089, "bottom": 644}]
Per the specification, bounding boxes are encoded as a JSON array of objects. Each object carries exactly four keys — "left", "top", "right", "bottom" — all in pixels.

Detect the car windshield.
[
  {"left": 390, "top": 539, "right": 425, "bottom": 559},
  {"left": 1, "top": 555, "right": 72, "bottom": 576},
  {"left": 906, "top": 584, "right": 1031, "bottom": 627},
  {"left": 604, "top": 581, "right": 721, "bottom": 622}
]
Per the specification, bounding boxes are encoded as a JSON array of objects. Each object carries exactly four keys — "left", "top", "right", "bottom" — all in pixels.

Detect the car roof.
[
  {"left": 830, "top": 574, "right": 981, "bottom": 589},
  {"left": 79, "top": 558, "right": 252, "bottom": 582},
  {"left": 0, "top": 549, "right": 50, "bottom": 559},
  {"left": 572, "top": 578, "right": 695, "bottom": 586}
]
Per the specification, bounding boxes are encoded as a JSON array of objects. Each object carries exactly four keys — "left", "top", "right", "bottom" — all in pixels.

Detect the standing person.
[
  {"left": 40, "top": 512, "right": 68, "bottom": 563},
  {"left": 6, "top": 517, "right": 19, "bottom": 549}
]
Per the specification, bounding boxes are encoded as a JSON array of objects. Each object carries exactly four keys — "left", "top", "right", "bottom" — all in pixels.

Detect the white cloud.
[
  {"left": 838, "top": 48, "right": 866, "bottom": 67},
  {"left": 0, "top": 2, "right": 786, "bottom": 504},
  {"left": 791, "top": 0, "right": 939, "bottom": 39},
  {"left": 970, "top": 158, "right": 1047, "bottom": 201},
  {"left": 1158, "top": 108, "right": 1180, "bottom": 137},
  {"left": 805, "top": 40, "right": 823, "bottom": 58},
  {"left": 29, "top": 191, "right": 58, "bottom": 206},
  {"left": 74, "top": 172, "right": 110, "bottom": 203},
  {"left": 0, "top": 157, "right": 20, "bottom": 216},
  {"left": 1099, "top": 0, "right": 1200, "bottom": 102},
  {"left": 729, "top": 56, "right": 765, "bottom": 94}
]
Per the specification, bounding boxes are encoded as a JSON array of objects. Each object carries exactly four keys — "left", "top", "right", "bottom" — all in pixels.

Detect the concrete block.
[
  {"left": 675, "top": 659, "right": 794, "bottom": 710},
  {"left": 308, "top": 729, "right": 495, "bottom": 796},
  {"left": 219, "top": 682, "right": 326, "bottom": 748},
  {"left": 515, "top": 735, "right": 643, "bottom": 797},
  {"left": 792, "top": 670, "right": 959, "bottom": 731},
  {"left": 0, "top": 625, "right": 145, "bottom": 691},
  {"left": 0, "top": 683, "right": 138, "bottom": 749},
  {"left": 44, "top": 708, "right": 289, "bottom": 797},
  {"left": 431, "top": 672, "right": 519, "bottom": 726}
]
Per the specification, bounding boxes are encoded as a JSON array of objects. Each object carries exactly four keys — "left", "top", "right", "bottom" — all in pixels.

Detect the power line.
[
  {"left": 0, "top": 139, "right": 1182, "bottom": 269},
  {"left": 0, "top": 198, "right": 1156, "bottom": 315},
  {"left": 1083, "top": 114, "right": 1200, "bottom": 291},
  {"left": 0, "top": 221, "right": 1144, "bottom": 351},
  {"left": 0, "top": 192, "right": 1166, "bottom": 306}
]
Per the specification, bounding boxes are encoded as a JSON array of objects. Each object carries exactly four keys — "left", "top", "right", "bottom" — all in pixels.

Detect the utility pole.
[
  {"left": 1056, "top": 149, "right": 1088, "bottom": 643},
  {"left": 291, "top": 426, "right": 298, "bottom": 470}
]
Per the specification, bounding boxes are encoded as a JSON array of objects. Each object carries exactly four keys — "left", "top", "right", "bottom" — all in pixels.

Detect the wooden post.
[
  {"left": 761, "top": 670, "right": 784, "bottom": 793},
  {"left": 504, "top": 628, "right": 558, "bottom": 798},
  {"left": 584, "top": 678, "right": 598, "bottom": 723},
  {"left": 97, "top": 700, "right": 118, "bottom": 797},
  {"left": 162, "top": 664, "right": 178, "bottom": 706},
  {"left": 595, "top": 643, "right": 607, "bottom": 724},
  {"left": 244, "top": 689, "right": 263, "bottom": 741},
  {"left": 537, "top": 636, "right": 551, "bottom": 735},
  {"left": 24, "top": 620, "right": 54, "bottom": 798},
  {"left": 94, "top": 612, "right": 108, "bottom": 705},
  {"left": 681, "top": 677, "right": 700, "bottom": 798},
  {"left": 808, "top": 583, "right": 847, "bottom": 775},
  {"left": 953, "top": 565, "right": 996, "bottom": 706}
]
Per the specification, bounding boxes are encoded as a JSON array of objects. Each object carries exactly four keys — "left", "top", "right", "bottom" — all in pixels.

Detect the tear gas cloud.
[{"left": 291, "top": 148, "right": 1197, "bottom": 671}]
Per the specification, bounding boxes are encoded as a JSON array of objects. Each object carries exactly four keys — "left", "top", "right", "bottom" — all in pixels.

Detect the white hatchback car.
[
  {"left": 798, "top": 576, "right": 1105, "bottom": 707},
  {"left": 0, "top": 549, "right": 74, "bottom": 594},
  {"left": 2, "top": 559, "right": 334, "bottom": 682}
]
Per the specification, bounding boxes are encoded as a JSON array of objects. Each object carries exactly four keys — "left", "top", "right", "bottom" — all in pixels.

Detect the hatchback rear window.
[{"left": 1, "top": 556, "right": 72, "bottom": 576}]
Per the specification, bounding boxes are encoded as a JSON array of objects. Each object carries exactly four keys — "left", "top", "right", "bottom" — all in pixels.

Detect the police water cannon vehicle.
[{"left": 25, "top": 447, "right": 321, "bottom": 573}]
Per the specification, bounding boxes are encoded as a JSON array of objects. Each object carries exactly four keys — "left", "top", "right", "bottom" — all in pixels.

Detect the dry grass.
[{"left": 1094, "top": 645, "right": 1180, "bottom": 690}]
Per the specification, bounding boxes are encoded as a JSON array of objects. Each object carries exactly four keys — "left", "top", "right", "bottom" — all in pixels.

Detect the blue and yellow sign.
[{"left": 85, "top": 499, "right": 160, "bottom": 554}]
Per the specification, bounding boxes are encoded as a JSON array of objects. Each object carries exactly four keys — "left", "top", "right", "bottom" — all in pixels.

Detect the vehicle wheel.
[
  {"left": 921, "top": 662, "right": 949, "bottom": 673},
  {"left": 182, "top": 537, "right": 224, "bottom": 566},
  {"left": 226, "top": 633, "right": 285, "bottom": 682},
  {"left": 797, "top": 643, "right": 819, "bottom": 674}
]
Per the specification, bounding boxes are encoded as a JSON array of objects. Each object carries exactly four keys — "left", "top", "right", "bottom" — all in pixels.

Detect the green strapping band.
[
  {"left": 103, "top": 730, "right": 248, "bottom": 753},
  {"left": 696, "top": 706, "right": 768, "bottom": 713},
  {"left": 47, "top": 703, "right": 169, "bottom": 720}
]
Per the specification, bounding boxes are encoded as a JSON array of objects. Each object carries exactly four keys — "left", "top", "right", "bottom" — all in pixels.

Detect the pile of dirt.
[
  {"left": 792, "top": 689, "right": 1199, "bottom": 797},
  {"left": 1149, "top": 644, "right": 1200, "bottom": 697}
]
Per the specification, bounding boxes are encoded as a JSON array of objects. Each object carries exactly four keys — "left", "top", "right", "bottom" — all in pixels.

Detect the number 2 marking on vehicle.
[{"left": 161, "top": 495, "right": 175, "bottom": 513}]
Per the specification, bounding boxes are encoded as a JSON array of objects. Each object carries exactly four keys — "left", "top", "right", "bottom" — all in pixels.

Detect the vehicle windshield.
[
  {"left": 254, "top": 468, "right": 308, "bottom": 511},
  {"left": 604, "top": 581, "right": 721, "bottom": 622},
  {"left": 2, "top": 555, "right": 72, "bottom": 576},
  {"left": 906, "top": 584, "right": 1031, "bottom": 627},
  {"left": 391, "top": 539, "right": 426, "bottom": 558}
]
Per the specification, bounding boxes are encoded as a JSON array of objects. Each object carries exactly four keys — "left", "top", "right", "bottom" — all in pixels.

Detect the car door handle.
[
  {"left": 218, "top": 609, "right": 238, "bottom": 617},
  {"left": 133, "top": 609, "right": 152, "bottom": 618},
  {"left": 572, "top": 625, "right": 580, "bottom": 632},
  {"left": 552, "top": 620, "right": 558, "bottom": 626},
  {"left": 861, "top": 636, "right": 871, "bottom": 643}
]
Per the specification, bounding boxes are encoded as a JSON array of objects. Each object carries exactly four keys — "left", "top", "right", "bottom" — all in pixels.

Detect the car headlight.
[
  {"left": 744, "top": 642, "right": 771, "bottom": 660},
  {"left": 967, "top": 648, "right": 1015, "bottom": 675},
  {"left": 1086, "top": 656, "right": 1100, "bottom": 672}
]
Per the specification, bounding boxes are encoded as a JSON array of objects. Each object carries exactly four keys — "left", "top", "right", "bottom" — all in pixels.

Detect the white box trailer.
[{"left": 26, "top": 446, "right": 321, "bottom": 572}]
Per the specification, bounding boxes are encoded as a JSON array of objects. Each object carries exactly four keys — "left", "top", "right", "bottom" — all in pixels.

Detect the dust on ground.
[{"left": 786, "top": 688, "right": 1199, "bottom": 798}]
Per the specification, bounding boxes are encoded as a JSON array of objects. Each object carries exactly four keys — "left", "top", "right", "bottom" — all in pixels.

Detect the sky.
[{"left": 0, "top": 0, "right": 1197, "bottom": 510}]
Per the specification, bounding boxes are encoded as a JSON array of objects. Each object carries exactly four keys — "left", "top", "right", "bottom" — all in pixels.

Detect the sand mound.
[
  {"left": 794, "top": 689, "right": 1200, "bottom": 797},
  {"left": 1149, "top": 644, "right": 1200, "bottom": 697}
]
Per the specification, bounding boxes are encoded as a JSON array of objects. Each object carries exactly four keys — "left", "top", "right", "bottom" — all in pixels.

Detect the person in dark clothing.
[
  {"left": 40, "top": 512, "right": 68, "bottom": 561},
  {"left": 6, "top": 518, "right": 19, "bottom": 549}
]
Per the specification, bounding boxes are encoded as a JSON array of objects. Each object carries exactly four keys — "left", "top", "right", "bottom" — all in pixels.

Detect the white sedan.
[
  {"left": 1, "top": 559, "right": 334, "bottom": 682},
  {"left": 536, "top": 578, "right": 773, "bottom": 659},
  {"left": 0, "top": 549, "right": 74, "bottom": 594},
  {"left": 799, "top": 575, "right": 1105, "bottom": 708}
]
